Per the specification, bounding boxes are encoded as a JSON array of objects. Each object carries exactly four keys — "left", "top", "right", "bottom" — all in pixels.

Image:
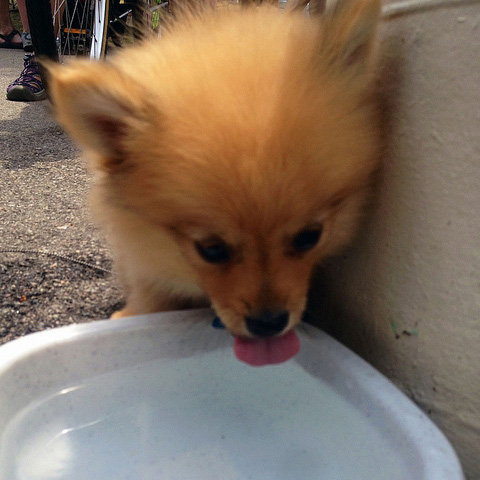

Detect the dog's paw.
[{"left": 110, "top": 308, "right": 132, "bottom": 319}]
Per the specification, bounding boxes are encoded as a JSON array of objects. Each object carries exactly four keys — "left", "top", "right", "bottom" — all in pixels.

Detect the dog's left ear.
[{"left": 46, "top": 60, "right": 155, "bottom": 171}]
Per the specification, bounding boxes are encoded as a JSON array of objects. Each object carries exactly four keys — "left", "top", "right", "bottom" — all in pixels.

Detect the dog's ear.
[
  {"left": 46, "top": 60, "right": 155, "bottom": 171},
  {"left": 320, "top": 0, "right": 381, "bottom": 76}
]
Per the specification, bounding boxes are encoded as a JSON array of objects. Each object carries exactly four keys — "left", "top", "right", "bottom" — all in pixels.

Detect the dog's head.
[{"left": 48, "top": 0, "right": 381, "bottom": 339}]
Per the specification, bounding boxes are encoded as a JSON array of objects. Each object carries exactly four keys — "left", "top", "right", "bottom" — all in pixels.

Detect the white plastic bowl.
[{"left": 0, "top": 309, "right": 464, "bottom": 480}]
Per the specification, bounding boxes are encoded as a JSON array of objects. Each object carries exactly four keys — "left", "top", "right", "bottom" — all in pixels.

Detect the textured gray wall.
[{"left": 321, "top": 2, "right": 480, "bottom": 478}]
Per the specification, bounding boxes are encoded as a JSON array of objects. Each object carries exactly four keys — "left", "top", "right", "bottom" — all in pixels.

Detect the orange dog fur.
[{"left": 48, "top": 0, "right": 381, "bottom": 339}]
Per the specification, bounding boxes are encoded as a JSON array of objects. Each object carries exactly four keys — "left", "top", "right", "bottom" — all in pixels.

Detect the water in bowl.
[{"left": 0, "top": 350, "right": 410, "bottom": 480}]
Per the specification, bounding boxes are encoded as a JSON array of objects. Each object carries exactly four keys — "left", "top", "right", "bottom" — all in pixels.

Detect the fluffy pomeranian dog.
[{"left": 48, "top": 0, "right": 381, "bottom": 364}]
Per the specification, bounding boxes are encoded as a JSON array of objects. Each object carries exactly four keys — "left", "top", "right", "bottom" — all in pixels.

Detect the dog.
[{"left": 48, "top": 0, "right": 381, "bottom": 364}]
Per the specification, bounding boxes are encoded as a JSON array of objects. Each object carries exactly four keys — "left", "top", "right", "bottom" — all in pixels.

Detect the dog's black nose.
[{"left": 245, "top": 310, "right": 289, "bottom": 337}]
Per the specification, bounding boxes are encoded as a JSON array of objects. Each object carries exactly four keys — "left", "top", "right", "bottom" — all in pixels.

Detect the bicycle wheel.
[
  {"left": 108, "top": 0, "right": 169, "bottom": 47},
  {"left": 90, "top": 0, "right": 109, "bottom": 58},
  {"left": 26, "top": 0, "right": 109, "bottom": 61}
]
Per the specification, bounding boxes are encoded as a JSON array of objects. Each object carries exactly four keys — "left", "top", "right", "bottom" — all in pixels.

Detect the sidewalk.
[{"left": 0, "top": 49, "right": 122, "bottom": 345}]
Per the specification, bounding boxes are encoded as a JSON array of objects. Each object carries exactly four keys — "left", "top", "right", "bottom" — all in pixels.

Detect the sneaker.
[{"left": 6, "top": 55, "right": 48, "bottom": 102}]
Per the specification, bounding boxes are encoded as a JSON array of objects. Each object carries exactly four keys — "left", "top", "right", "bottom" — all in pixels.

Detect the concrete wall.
[{"left": 315, "top": 2, "right": 480, "bottom": 478}]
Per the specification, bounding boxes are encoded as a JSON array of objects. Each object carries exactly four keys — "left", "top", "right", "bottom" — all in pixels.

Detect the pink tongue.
[{"left": 234, "top": 330, "right": 300, "bottom": 367}]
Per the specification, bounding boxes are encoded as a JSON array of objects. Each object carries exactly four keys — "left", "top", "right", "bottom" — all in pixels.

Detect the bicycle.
[{"left": 25, "top": 0, "right": 169, "bottom": 62}]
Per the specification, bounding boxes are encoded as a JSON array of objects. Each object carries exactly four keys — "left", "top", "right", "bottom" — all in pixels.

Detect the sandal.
[
  {"left": 0, "top": 29, "right": 23, "bottom": 49},
  {"left": 6, "top": 55, "right": 47, "bottom": 102}
]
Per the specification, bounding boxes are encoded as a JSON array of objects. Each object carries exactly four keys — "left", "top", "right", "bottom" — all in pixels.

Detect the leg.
[
  {"left": 111, "top": 276, "right": 208, "bottom": 319},
  {"left": 6, "top": 0, "right": 47, "bottom": 101},
  {"left": 111, "top": 285, "right": 181, "bottom": 319},
  {"left": 0, "top": 0, "right": 22, "bottom": 47},
  {"left": 16, "top": 0, "right": 58, "bottom": 34}
]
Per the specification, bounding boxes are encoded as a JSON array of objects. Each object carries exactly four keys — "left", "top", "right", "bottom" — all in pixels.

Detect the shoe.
[
  {"left": 6, "top": 55, "right": 48, "bottom": 102},
  {"left": 0, "top": 29, "right": 23, "bottom": 49}
]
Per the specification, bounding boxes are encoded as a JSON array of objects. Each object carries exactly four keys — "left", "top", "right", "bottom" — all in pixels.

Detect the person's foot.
[
  {"left": 6, "top": 55, "right": 47, "bottom": 102},
  {"left": 0, "top": 29, "right": 22, "bottom": 49}
]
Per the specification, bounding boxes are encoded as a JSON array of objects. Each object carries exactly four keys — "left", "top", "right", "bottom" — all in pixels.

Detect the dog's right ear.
[
  {"left": 319, "top": 0, "right": 381, "bottom": 77},
  {"left": 46, "top": 61, "right": 155, "bottom": 172}
]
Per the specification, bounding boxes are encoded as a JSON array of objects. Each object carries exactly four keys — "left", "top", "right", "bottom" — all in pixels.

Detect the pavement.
[{"left": 0, "top": 49, "right": 122, "bottom": 345}]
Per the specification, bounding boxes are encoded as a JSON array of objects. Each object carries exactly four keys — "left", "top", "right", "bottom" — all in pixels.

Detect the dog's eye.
[
  {"left": 291, "top": 227, "right": 323, "bottom": 254},
  {"left": 195, "top": 241, "right": 232, "bottom": 264}
]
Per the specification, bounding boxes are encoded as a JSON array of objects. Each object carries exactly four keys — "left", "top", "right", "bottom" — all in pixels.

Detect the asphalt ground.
[{"left": 0, "top": 48, "right": 123, "bottom": 345}]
